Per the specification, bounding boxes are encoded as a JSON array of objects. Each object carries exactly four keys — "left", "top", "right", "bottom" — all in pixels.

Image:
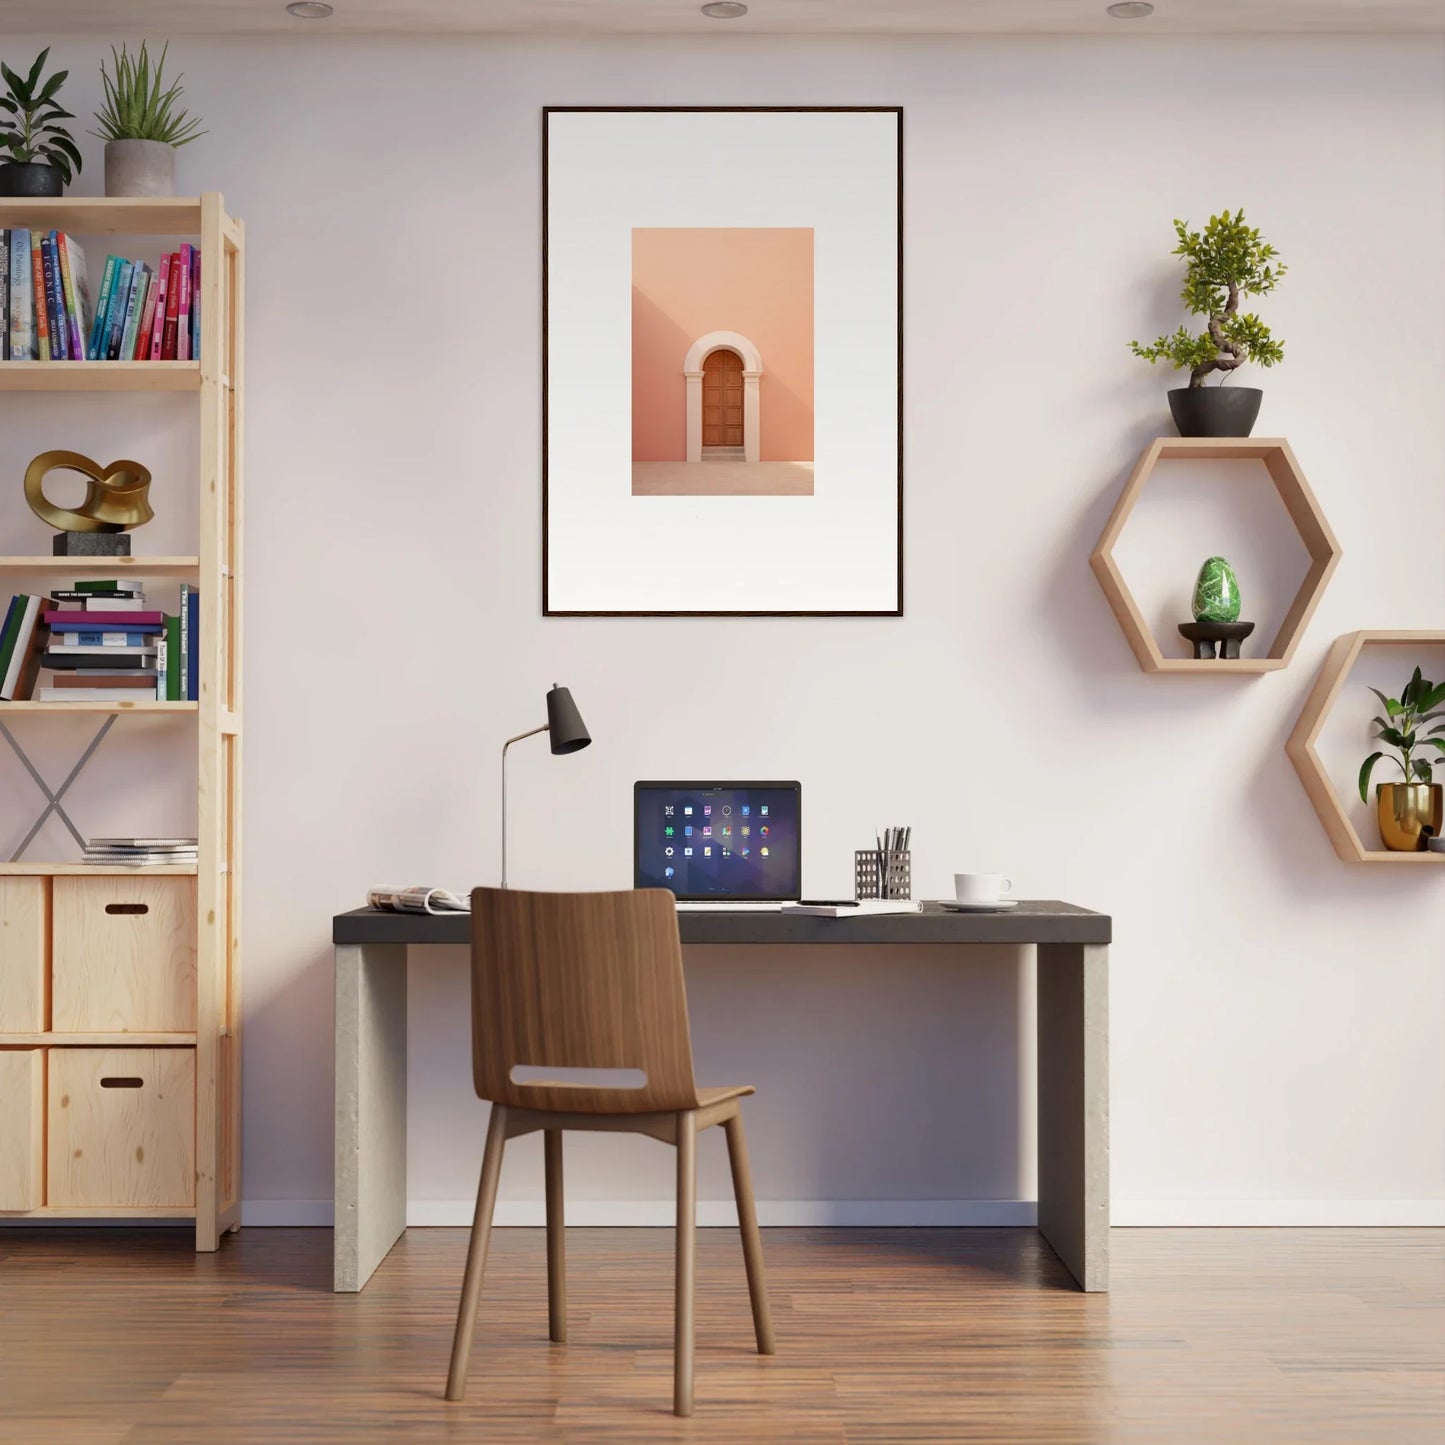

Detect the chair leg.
[
  {"left": 544, "top": 1128, "right": 566, "bottom": 1343},
  {"left": 674, "top": 1109, "right": 698, "bottom": 1418},
  {"left": 445, "top": 1104, "right": 509, "bottom": 1402},
  {"left": 723, "top": 1110, "right": 776, "bottom": 1355}
]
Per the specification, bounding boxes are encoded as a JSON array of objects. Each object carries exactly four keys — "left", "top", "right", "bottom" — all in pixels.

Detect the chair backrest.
[{"left": 469, "top": 887, "right": 702, "bottom": 1115}]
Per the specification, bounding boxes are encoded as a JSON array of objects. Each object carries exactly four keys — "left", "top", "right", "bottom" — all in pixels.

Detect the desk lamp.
[{"left": 500, "top": 684, "right": 591, "bottom": 887}]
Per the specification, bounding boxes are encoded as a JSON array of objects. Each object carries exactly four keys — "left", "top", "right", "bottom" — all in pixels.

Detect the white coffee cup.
[{"left": 954, "top": 873, "right": 1012, "bottom": 906}]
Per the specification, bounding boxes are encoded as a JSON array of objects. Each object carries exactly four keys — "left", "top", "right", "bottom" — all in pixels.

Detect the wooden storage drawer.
[
  {"left": 48, "top": 1047, "right": 195, "bottom": 1208},
  {"left": 0, "top": 1049, "right": 44, "bottom": 1210},
  {"left": 0, "top": 877, "right": 48, "bottom": 1032},
  {"left": 51, "top": 876, "right": 197, "bottom": 1033}
]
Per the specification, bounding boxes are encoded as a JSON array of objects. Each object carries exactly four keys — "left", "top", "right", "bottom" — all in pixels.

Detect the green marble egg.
[{"left": 1192, "top": 556, "right": 1241, "bottom": 623}]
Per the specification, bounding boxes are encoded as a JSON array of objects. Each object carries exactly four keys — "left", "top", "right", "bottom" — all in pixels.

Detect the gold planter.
[{"left": 1376, "top": 782, "right": 1444, "bottom": 852}]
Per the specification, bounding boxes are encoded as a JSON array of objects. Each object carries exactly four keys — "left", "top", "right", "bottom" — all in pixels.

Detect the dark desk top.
[{"left": 333, "top": 900, "right": 1110, "bottom": 947}]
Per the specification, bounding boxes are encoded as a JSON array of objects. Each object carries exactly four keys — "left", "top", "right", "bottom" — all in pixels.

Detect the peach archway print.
[{"left": 632, "top": 227, "right": 814, "bottom": 497}]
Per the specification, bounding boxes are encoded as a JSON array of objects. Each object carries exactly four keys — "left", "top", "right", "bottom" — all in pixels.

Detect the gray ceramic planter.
[{"left": 104, "top": 139, "right": 176, "bottom": 198}]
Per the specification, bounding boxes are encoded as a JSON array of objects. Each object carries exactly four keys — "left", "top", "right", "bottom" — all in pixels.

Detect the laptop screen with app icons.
[{"left": 634, "top": 781, "right": 801, "bottom": 901}]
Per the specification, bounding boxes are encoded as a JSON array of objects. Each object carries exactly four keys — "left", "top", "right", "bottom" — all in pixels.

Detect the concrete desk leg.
[
  {"left": 335, "top": 942, "right": 409, "bottom": 1292},
  {"left": 1036, "top": 942, "right": 1109, "bottom": 1291}
]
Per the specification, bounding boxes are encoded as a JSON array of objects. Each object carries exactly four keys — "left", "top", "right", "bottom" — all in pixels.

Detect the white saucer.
[{"left": 933, "top": 898, "right": 1018, "bottom": 912}]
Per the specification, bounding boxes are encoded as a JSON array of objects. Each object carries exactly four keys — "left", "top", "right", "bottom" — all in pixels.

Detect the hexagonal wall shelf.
[
  {"left": 1090, "top": 438, "right": 1342, "bottom": 674},
  {"left": 1286, "top": 630, "right": 1445, "bottom": 866}
]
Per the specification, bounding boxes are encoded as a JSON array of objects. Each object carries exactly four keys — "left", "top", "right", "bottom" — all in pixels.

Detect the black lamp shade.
[{"left": 545, "top": 684, "right": 591, "bottom": 755}]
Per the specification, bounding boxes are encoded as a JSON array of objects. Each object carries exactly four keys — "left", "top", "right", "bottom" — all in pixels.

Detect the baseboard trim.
[
  {"left": 1112, "top": 1199, "right": 1445, "bottom": 1227},
  {"left": 227, "top": 1198, "right": 1445, "bottom": 1229}
]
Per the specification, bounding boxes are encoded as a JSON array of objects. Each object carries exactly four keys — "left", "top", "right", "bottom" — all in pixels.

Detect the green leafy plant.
[
  {"left": 0, "top": 48, "right": 83, "bottom": 183},
  {"left": 92, "top": 42, "right": 205, "bottom": 148},
  {"left": 1131, "top": 210, "right": 1285, "bottom": 388},
  {"left": 1358, "top": 667, "right": 1445, "bottom": 802}
]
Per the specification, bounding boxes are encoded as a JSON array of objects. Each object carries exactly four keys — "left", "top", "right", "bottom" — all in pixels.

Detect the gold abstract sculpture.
[{"left": 24, "top": 450, "right": 154, "bottom": 533}]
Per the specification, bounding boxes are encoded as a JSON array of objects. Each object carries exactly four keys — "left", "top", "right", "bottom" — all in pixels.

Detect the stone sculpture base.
[
  {"left": 1177, "top": 620, "right": 1256, "bottom": 660},
  {"left": 53, "top": 532, "right": 131, "bottom": 556}
]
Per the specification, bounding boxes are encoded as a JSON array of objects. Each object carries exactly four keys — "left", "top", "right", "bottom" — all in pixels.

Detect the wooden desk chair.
[{"left": 445, "top": 886, "right": 776, "bottom": 1417}]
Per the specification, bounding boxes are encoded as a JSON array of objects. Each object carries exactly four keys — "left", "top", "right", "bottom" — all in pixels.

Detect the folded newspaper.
[{"left": 367, "top": 886, "right": 471, "bottom": 915}]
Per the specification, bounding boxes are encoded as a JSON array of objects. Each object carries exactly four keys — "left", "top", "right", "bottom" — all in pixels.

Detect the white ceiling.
[{"left": 6, "top": 0, "right": 1444, "bottom": 37}]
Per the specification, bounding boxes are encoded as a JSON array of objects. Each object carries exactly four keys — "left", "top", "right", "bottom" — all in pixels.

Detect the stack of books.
[
  {"left": 0, "top": 579, "right": 201, "bottom": 703},
  {"left": 84, "top": 837, "right": 198, "bottom": 868},
  {"left": 1, "top": 230, "right": 200, "bottom": 363}
]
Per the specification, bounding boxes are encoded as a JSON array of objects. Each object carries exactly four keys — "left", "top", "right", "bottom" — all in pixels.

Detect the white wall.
[{"left": 3, "top": 33, "right": 1442, "bottom": 1226}]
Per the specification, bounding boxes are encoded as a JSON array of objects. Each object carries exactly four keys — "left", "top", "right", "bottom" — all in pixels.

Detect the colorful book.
[
  {"left": 164, "top": 613, "right": 181, "bottom": 701},
  {"left": 41, "top": 234, "right": 66, "bottom": 360},
  {"left": 147, "top": 253, "right": 171, "bottom": 360},
  {"left": 105, "top": 261, "right": 137, "bottom": 364},
  {"left": 134, "top": 269, "right": 159, "bottom": 360},
  {"left": 189, "top": 247, "right": 200, "bottom": 359},
  {"left": 75, "top": 579, "right": 143, "bottom": 595},
  {"left": 0, "top": 230, "right": 8, "bottom": 361},
  {"left": 45, "top": 610, "right": 166, "bottom": 628},
  {"left": 161, "top": 253, "right": 181, "bottom": 359},
  {"left": 55, "top": 631, "right": 156, "bottom": 647},
  {"left": 88, "top": 254, "right": 120, "bottom": 359},
  {"left": 41, "top": 646, "right": 156, "bottom": 670},
  {"left": 118, "top": 263, "right": 149, "bottom": 363},
  {"left": 8, "top": 229, "right": 33, "bottom": 358},
  {"left": 30, "top": 235, "right": 50, "bottom": 362},
  {"left": 1, "top": 595, "right": 46, "bottom": 699},
  {"left": 57, "top": 233, "right": 89, "bottom": 361},
  {"left": 38, "top": 687, "right": 158, "bottom": 701},
  {"left": 176, "top": 244, "right": 193, "bottom": 363},
  {"left": 51, "top": 671, "right": 161, "bottom": 688},
  {"left": 0, "top": 596, "right": 23, "bottom": 680},
  {"left": 180, "top": 584, "right": 196, "bottom": 701}
]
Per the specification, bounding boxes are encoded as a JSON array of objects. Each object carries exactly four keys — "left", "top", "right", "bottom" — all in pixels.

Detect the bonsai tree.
[
  {"left": 1359, "top": 667, "right": 1445, "bottom": 801},
  {"left": 1131, "top": 210, "right": 1285, "bottom": 388},
  {"left": 92, "top": 42, "right": 206, "bottom": 150},
  {"left": 0, "top": 48, "right": 83, "bottom": 185}
]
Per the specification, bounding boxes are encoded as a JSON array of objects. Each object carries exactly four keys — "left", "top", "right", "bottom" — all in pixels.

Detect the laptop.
[{"left": 634, "top": 781, "right": 802, "bottom": 909}]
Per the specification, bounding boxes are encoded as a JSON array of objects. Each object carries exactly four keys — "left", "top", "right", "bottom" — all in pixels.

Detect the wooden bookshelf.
[
  {"left": 0, "top": 196, "right": 243, "bottom": 1250},
  {"left": 0, "top": 556, "right": 200, "bottom": 575},
  {"left": 1, "top": 700, "right": 198, "bottom": 713},
  {"left": 0, "top": 361, "right": 199, "bottom": 392}
]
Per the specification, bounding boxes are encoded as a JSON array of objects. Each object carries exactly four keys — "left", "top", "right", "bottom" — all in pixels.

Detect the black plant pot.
[
  {"left": 1167, "top": 386, "right": 1263, "bottom": 438},
  {"left": 0, "top": 161, "right": 64, "bottom": 198}
]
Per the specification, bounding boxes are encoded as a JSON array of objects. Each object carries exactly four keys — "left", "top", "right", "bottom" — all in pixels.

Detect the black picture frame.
[{"left": 542, "top": 105, "right": 904, "bottom": 618}]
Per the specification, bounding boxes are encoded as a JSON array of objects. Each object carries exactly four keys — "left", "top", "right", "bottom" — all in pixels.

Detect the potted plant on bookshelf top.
[
  {"left": 1359, "top": 667, "right": 1445, "bottom": 851},
  {"left": 0, "top": 49, "right": 83, "bottom": 198},
  {"left": 92, "top": 42, "right": 205, "bottom": 198},
  {"left": 1130, "top": 210, "right": 1285, "bottom": 438}
]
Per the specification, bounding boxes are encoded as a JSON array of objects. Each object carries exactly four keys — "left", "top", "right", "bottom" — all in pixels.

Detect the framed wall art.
[{"left": 543, "top": 106, "right": 903, "bottom": 616}]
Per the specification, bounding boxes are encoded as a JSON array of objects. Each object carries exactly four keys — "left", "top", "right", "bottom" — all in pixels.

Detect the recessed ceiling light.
[
  {"left": 286, "top": 1, "right": 334, "bottom": 17},
  {"left": 1106, "top": 1, "right": 1155, "bottom": 16},
  {"left": 701, "top": 1, "right": 749, "bottom": 17}
]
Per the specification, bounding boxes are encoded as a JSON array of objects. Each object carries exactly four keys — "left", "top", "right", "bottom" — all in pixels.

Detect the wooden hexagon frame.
[
  {"left": 1090, "top": 438, "right": 1342, "bottom": 674},
  {"left": 1286, "top": 630, "right": 1445, "bottom": 866}
]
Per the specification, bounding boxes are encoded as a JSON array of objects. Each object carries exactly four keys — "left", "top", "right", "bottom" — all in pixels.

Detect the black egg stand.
[{"left": 1177, "top": 620, "right": 1256, "bottom": 660}]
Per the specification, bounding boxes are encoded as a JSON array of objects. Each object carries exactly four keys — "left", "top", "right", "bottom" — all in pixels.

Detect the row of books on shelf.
[
  {"left": 84, "top": 837, "right": 198, "bottom": 868},
  {"left": 0, "top": 229, "right": 200, "bottom": 363},
  {"left": 0, "top": 579, "right": 200, "bottom": 703}
]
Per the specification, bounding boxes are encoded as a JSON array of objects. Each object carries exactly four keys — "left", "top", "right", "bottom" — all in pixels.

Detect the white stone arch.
[{"left": 683, "top": 330, "right": 763, "bottom": 464}]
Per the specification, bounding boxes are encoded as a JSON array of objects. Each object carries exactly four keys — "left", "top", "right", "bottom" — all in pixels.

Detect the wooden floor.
[{"left": 0, "top": 1227, "right": 1440, "bottom": 1444}]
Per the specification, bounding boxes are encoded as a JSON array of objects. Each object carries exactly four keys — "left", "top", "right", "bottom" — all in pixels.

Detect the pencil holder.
[{"left": 855, "top": 849, "right": 911, "bottom": 901}]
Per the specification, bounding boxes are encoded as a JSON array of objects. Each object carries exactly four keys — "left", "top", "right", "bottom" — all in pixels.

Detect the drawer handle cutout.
[
  {"left": 105, "top": 903, "right": 149, "bottom": 915},
  {"left": 100, "top": 1077, "right": 144, "bottom": 1089}
]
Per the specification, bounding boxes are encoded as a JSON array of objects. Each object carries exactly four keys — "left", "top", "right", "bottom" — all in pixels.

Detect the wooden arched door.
[{"left": 701, "top": 348, "right": 744, "bottom": 451}]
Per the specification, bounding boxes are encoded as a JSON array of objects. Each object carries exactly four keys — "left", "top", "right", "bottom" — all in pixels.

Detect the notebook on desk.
[{"left": 634, "top": 780, "right": 804, "bottom": 909}]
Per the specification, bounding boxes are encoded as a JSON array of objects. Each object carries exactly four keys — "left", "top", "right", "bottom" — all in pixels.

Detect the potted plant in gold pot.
[{"left": 1359, "top": 667, "right": 1445, "bottom": 851}]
